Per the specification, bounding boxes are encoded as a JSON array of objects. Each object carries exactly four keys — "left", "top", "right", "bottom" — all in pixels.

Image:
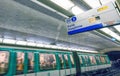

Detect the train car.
[
  {"left": 73, "top": 52, "right": 111, "bottom": 76},
  {"left": 0, "top": 45, "right": 111, "bottom": 76},
  {"left": 0, "top": 46, "right": 76, "bottom": 76}
]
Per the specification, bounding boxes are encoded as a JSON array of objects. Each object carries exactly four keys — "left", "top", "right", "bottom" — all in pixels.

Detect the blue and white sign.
[{"left": 66, "top": 2, "right": 120, "bottom": 35}]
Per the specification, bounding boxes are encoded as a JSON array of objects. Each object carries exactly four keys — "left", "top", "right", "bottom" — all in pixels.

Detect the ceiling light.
[
  {"left": 111, "top": 38, "right": 116, "bottom": 41},
  {"left": 100, "top": 28, "right": 120, "bottom": 41},
  {"left": 0, "top": 38, "right": 3, "bottom": 43},
  {"left": 50, "top": 0, "right": 75, "bottom": 10},
  {"left": 36, "top": 43, "right": 44, "bottom": 47},
  {"left": 44, "top": 44, "right": 52, "bottom": 48},
  {"left": 84, "top": 0, "right": 101, "bottom": 8},
  {"left": 3, "top": 39, "right": 16, "bottom": 44},
  {"left": 100, "top": 0, "right": 115, "bottom": 4},
  {"left": 78, "top": 49, "right": 98, "bottom": 53},
  {"left": 84, "top": 0, "right": 115, "bottom": 8},
  {"left": 27, "top": 42, "right": 36, "bottom": 46},
  {"left": 71, "top": 6, "right": 84, "bottom": 15},
  {"left": 16, "top": 41, "right": 27, "bottom": 45},
  {"left": 31, "top": 0, "right": 69, "bottom": 18}
]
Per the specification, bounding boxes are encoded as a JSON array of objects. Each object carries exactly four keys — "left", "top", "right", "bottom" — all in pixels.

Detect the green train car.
[
  {"left": 0, "top": 46, "right": 111, "bottom": 76},
  {"left": 74, "top": 52, "right": 111, "bottom": 75}
]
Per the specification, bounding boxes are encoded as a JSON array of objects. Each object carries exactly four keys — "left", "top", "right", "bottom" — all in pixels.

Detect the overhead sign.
[{"left": 66, "top": 2, "right": 120, "bottom": 35}]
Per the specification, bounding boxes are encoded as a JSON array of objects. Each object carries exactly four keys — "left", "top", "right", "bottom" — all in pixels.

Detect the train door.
[
  {"left": 26, "top": 52, "right": 35, "bottom": 76},
  {"left": 89, "top": 55, "right": 97, "bottom": 71},
  {"left": 82, "top": 55, "right": 90, "bottom": 72},
  {"left": 105, "top": 55, "right": 111, "bottom": 68},
  {"left": 100, "top": 55, "right": 106, "bottom": 69},
  {"left": 14, "top": 51, "right": 25, "bottom": 76},
  {"left": 58, "top": 54, "right": 66, "bottom": 76},
  {"left": 95, "top": 55, "right": 101, "bottom": 70},
  {"left": 78, "top": 55, "right": 85, "bottom": 73},
  {"left": 37, "top": 53, "right": 59, "bottom": 76},
  {"left": 69, "top": 54, "right": 76, "bottom": 75},
  {"left": 63, "top": 54, "right": 71, "bottom": 76}
]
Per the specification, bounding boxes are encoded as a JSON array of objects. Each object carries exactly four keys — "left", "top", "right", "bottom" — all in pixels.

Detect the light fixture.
[
  {"left": 16, "top": 40, "right": 27, "bottom": 45},
  {"left": 36, "top": 43, "right": 44, "bottom": 47},
  {"left": 31, "top": 0, "right": 68, "bottom": 18},
  {"left": 0, "top": 38, "right": 3, "bottom": 43},
  {"left": 71, "top": 6, "right": 84, "bottom": 15},
  {"left": 100, "top": 0, "right": 115, "bottom": 4},
  {"left": 100, "top": 28, "right": 120, "bottom": 41},
  {"left": 27, "top": 42, "right": 36, "bottom": 46},
  {"left": 0, "top": 38, "right": 98, "bottom": 53},
  {"left": 84, "top": 0, "right": 101, "bottom": 8},
  {"left": 44, "top": 44, "right": 52, "bottom": 48},
  {"left": 111, "top": 38, "right": 116, "bottom": 41},
  {"left": 3, "top": 39, "right": 16, "bottom": 44},
  {"left": 78, "top": 49, "right": 98, "bottom": 53},
  {"left": 84, "top": 0, "right": 115, "bottom": 8},
  {"left": 50, "top": 0, "right": 75, "bottom": 10}
]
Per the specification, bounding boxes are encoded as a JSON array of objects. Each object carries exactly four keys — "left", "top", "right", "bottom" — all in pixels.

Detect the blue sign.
[
  {"left": 68, "top": 23, "right": 104, "bottom": 35},
  {"left": 71, "top": 16, "right": 77, "bottom": 22}
]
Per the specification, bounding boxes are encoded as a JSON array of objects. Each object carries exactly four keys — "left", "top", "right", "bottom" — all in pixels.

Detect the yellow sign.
[
  {"left": 97, "top": 6, "right": 108, "bottom": 12},
  {"left": 88, "top": 17, "right": 96, "bottom": 23}
]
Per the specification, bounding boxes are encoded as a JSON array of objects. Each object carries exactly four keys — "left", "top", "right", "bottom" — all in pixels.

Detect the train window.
[
  {"left": 100, "top": 56, "right": 106, "bottom": 64},
  {"left": 89, "top": 56, "right": 97, "bottom": 65},
  {"left": 103, "top": 56, "right": 108, "bottom": 64},
  {"left": 96, "top": 56, "right": 101, "bottom": 64},
  {"left": 0, "top": 51, "right": 9, "bottom": 74},
  {"left": 70, "top": 55, "right": 75, "bottom": 67},
  {"left": 105, "top": 56, "right": 110, "bottom": 63},
  {"left": 79, "top": 56, "right": 83, "bottom": 66},
  {"left": 58, "top": 54, "right": 64, "bottom": 69},
  {"left": 64, "top": 54, "right": 70, "bottom": 69},
  {"left": 39, "top": 53, "right": 56, "bottom": 70},
  {"left": 28, "top": 52, "right": 34, "bottom": 73},
  {"left": 16, "top": 52, "right": 24, "bottom": 74},
  {"left": 83, "top": 55, "right": 89, "bottom": 66}
]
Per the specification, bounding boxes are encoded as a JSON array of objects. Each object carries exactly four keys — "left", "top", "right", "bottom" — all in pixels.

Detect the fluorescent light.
[
  {"left": 0, "top": 38, "right": 98, "bottom": 53},
  {"left": 0, "top": 38, "right": 3, "bottom": 42},
  {"left": 68, "top": 47, "right": 98, "bottom": 53},
  {"left": 27, "top": 42, "right": 36, "bottom": 46},
  {"left": 3, "top": 39, "right": 16, "bottom": 44},
  {"left": 50, "top": 0, "right": 74, "bottom": 10},
  {"left": 100, "top": 28, "right": 120, "bottom": 41},
  {"left": 51, "top": 45, "right": 58, "bottom": 49},
  {"left": 16, "top": 41, "right": 27, "bottom": 45},
  {"left": 44, "top": 44, "right": 52, "bottom": 48},
  {"left": 31, "top": 0, "right": 68, "bottom": 18},
  {"left": 100, "top": 0, "right": 115, "bottom": 4},
  {"left": 36, "top": 43, "right": 44, "bottom": 47},
  {"left": 114, "top": 25, "right": 120, "bottom": 33},
  {"left": 84, "top": 0, "right": 101, "bottom": 8},
  {"left": 71, "top": 6, "right": 84, "bottom": 15},
  {"left": 84, "top": 0, "right": 115, "bottom": 8},
  {"left": 77, "top": 49, "right": 98, "bottom": 53},
  {"left": 57, "top": 46, "right": 63, "bottom": 49}
]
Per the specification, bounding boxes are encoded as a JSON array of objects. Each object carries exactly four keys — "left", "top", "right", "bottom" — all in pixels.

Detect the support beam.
[{"left": 71, "top": 0, "right": 92, "bottom": 11}]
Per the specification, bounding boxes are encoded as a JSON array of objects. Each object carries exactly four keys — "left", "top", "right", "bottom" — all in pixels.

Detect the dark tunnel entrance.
[{"left": 105, "top": 51, "right": 120, "bottom": 61}]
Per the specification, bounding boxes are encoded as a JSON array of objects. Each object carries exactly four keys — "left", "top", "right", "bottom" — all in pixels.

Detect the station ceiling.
[{"left": 0, "top": 0, "right": 120, "bottom": 52}]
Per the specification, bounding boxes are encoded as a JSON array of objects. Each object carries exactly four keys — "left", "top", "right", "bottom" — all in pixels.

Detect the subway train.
[{"left": 0, "top": 45, "right": 111, "bottom": 76}]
